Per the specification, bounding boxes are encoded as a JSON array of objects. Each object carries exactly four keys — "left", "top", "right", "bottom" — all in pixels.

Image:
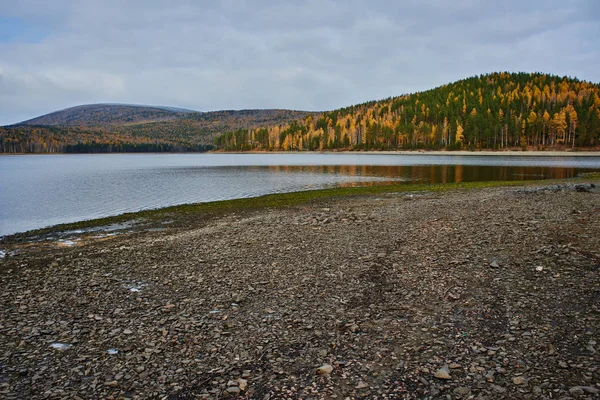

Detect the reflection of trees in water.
[{"left": 265, "top": 164, "right": 586, "bottom": 184}]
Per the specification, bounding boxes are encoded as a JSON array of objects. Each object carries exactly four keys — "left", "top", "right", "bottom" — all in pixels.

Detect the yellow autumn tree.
[{"left": 455, "top": 121, "right": 464, "bottom": 145}]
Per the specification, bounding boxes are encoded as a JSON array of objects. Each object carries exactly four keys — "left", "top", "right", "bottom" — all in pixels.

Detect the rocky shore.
[{"left": 1, "top": 181, "right": 599, "bottom": 399}]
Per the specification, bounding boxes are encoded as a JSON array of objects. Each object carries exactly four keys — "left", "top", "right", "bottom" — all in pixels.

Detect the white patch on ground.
[
  {"left": 124, "top": 282, "right": 146, "bottom": 292},
  {"left": 0, "top": 250, "right": 5, "bottom": 258},
  {"left": 50, "top": 343, "right": 73, "bottom": 351},
  {"left": 107, "top": 348, "right": 119, "bottom": 355}
]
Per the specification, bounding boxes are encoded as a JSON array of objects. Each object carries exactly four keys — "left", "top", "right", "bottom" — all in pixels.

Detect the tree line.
[
  {"left": 215, "top": 72, "right": 600, "bottom": 151},
  {"left": 0, "top": 126, "right": 212, "bottom": 153}
]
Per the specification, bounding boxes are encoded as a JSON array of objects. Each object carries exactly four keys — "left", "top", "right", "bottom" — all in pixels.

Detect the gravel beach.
[{"left": 1, "top": 181, "right": 599, "bottom": 399}]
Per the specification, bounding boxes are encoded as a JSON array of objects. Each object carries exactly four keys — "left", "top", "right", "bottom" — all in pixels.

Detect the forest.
[
  {"left": 215, "top": 72, "right": 600, "bottom": 151},
  {"left": 0, "top": 109, "right": 311, "bottom": 153}
]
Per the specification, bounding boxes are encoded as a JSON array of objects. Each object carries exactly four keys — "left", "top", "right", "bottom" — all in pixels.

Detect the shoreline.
[
  {"left": 1, "top": 179, "right": 599, "bottom": 399},
  {"left": 219, "top": 150, "right": 600, "bottom": 157},
  {"left": 2, "top": 176, "right": 598, "bottom": 243},
  {"left": 2, "top": 149, "right": 600, "bottom": 157}
]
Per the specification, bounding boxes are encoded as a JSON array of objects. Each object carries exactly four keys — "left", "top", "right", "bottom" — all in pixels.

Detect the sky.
[{"left": 0, "top": 0, "right": 599, "bottom": 125}]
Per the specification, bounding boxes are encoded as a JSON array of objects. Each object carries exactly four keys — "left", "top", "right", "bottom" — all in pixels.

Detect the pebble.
[
  {"left": 570, "top": 386, "right": 600, "bottom": 395},
  {"left": 512, "top": 376, "right": 526, "bottom": 385},
  {"left": 453, "top": 386, "right": 471, "bottom": 396},
  {"left": 316, "top": 364, "right": 333, "bottom": 375},
  {"left": 434, "top": 366, "right": 451, "bottom": 380}
]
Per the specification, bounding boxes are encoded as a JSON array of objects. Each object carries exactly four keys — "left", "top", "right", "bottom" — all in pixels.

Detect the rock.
[
  {"left": 236, "top": 378, "right": 248, "bottom": 391},
  {"left": 570, "top": 386, "right": 599, "bottom": 395},
  {"left": 355, "top": 381, "right": 369, "bottom": 389},
  {"left": 512, "top": 376, "right": 526, "bottom": 385},
  {"left": 226, "top": 386, "right": 240, "bottom": 394},
  {"left": 447, "top": 292, "right": 460, "bottom": 300},
  {"left": 453, "top": 386, "right": 471, "bottom": 396},
  {"left": 489, "top": 260, "right": 500, "bottom": 268},
  {"left": 490, "top": 384, "right": 506, "bottom": 394},
  {"left": 575, "top": 184, "right": 594, "bottom": 192},
  {"left": 104, "top": 380, "right": 118, "bottom": 388},
  {"left": 558, "top": 361, "right": 568, "bottom": 369},
  {"left": 349, "top": 324, "right": 360, "bottom": 333},
  {"left": 449, "top": 363, "right": 461, "bottom": 369},
  {"left": 569, "top": 387, "right": 585, "bottom": 396},
  {"left": 316, "top": 364, "right": 333, "bottom": 375},
  {"left": 434, "top": 366, "right": 451, "bottom": 380}
]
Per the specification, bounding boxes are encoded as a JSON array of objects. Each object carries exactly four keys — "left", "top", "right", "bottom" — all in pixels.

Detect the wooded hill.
[
  {"left": 0, "top": 106, "right": 313, "bottom": 153},
  {"left": 215, "top": 72, "right": 600, "bottom": 151}
]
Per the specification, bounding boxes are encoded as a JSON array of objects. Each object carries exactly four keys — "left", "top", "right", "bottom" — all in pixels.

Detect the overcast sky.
[{"left": 0, "top": 0, "right": 598, "bottom": 125}]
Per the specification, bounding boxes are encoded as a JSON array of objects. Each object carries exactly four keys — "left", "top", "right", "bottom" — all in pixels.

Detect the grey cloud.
[{"left": 0, "top": 0, "right": 598, "bottom": 124}]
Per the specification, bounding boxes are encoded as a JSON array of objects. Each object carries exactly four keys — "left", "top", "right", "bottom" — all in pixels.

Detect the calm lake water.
[{"left": 1, "top": 153, "right": 599, "bottom": 236}]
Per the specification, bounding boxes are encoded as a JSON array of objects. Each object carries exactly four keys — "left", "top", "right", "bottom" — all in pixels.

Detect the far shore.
[
  {"left": 2, "top": 149, "right": 600, "bottom": 157},
  {"left": 220, "top": 149, "right": 600, "bottom": 157}
]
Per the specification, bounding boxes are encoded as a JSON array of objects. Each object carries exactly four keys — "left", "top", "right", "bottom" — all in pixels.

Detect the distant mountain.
[
  {"left": 1, "top": 104, "right": 315, "bottom": 153},
  {"left": 15, "top": 103, "right": 198, "bottom": 127},
  {"left": 216, "top": 72, "right": 600, "bottom": 151}
]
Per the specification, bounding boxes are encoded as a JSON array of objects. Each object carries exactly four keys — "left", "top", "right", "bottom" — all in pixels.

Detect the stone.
[
  {"left": 512, "top": 376, "right": 526, "bottom": 385},
  {"left": 453, "top": 386, "right": 471, "bottom": 396},
  {"left": 236, "top": 378, "right": 248, "bottom": 391},
  {"left": 490, "top": 260, "right": 500, "bottom": 268},
  {"left": 355, "top": 381, "right": 369, "bottom": 389},
  {"left": 434, "top": 366, "right": 451, "bottom": 380},
  {"left": 570, "top": 386, "right": 599, "bottom": 395},
  {"left": 316, "top": 364, "right": 333, "bottom": 375},
  {"left": 226, "top": 386, "right": 240, "bottom": 394},
  {"left": 490, "top": 384, "right": 506, "bottom": 394}
]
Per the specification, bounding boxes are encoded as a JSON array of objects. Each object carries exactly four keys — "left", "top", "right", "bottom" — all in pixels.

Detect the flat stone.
[
  {"left": 570, "top": 386, "right": 599, "bottom": 395},
  {"left": 453, "top": 386, "right": 471, "bottom": 396},
  {"left": 316, "top": 364, "right": 333, "bottom": 375},
  {"left": 434, "top": 366, "right": 451, "bottom": 380},
  {"left": 512, "top": 376, "right": 526, "bottom": 385}
]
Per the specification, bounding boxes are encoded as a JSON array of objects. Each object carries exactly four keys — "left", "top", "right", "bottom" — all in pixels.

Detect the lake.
[{"left": 1, "top": 153, "right": 599, "bottom": 237}]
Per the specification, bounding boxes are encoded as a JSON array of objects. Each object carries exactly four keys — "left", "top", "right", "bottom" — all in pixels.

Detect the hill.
[
  {"left": 215, "top": 72, "right": 600, "bottom": 151},
  {"left": 1, "top": 106, "right": 314, "bottom": 153},
  {"left": 16, "top": 104, "right": 197, "bottom": 127}
]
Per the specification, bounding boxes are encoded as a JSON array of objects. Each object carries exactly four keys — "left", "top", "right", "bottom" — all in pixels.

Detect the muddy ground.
[{"left": 1, "top": 181, "right": 599, "bottom": 399}]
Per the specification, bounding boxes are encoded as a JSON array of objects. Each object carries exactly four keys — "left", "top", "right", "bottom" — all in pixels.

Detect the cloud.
[{"left": 0, "top": 0, "right": 598, "bottom": 124}]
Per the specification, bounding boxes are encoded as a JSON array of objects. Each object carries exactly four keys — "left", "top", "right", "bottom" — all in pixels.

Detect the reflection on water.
[
  {"left": 1, "top": 153, "right": 599, "bottom": 236},
  {"left": 264, "top": 164, "right": 588, "bottom": 184}
]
